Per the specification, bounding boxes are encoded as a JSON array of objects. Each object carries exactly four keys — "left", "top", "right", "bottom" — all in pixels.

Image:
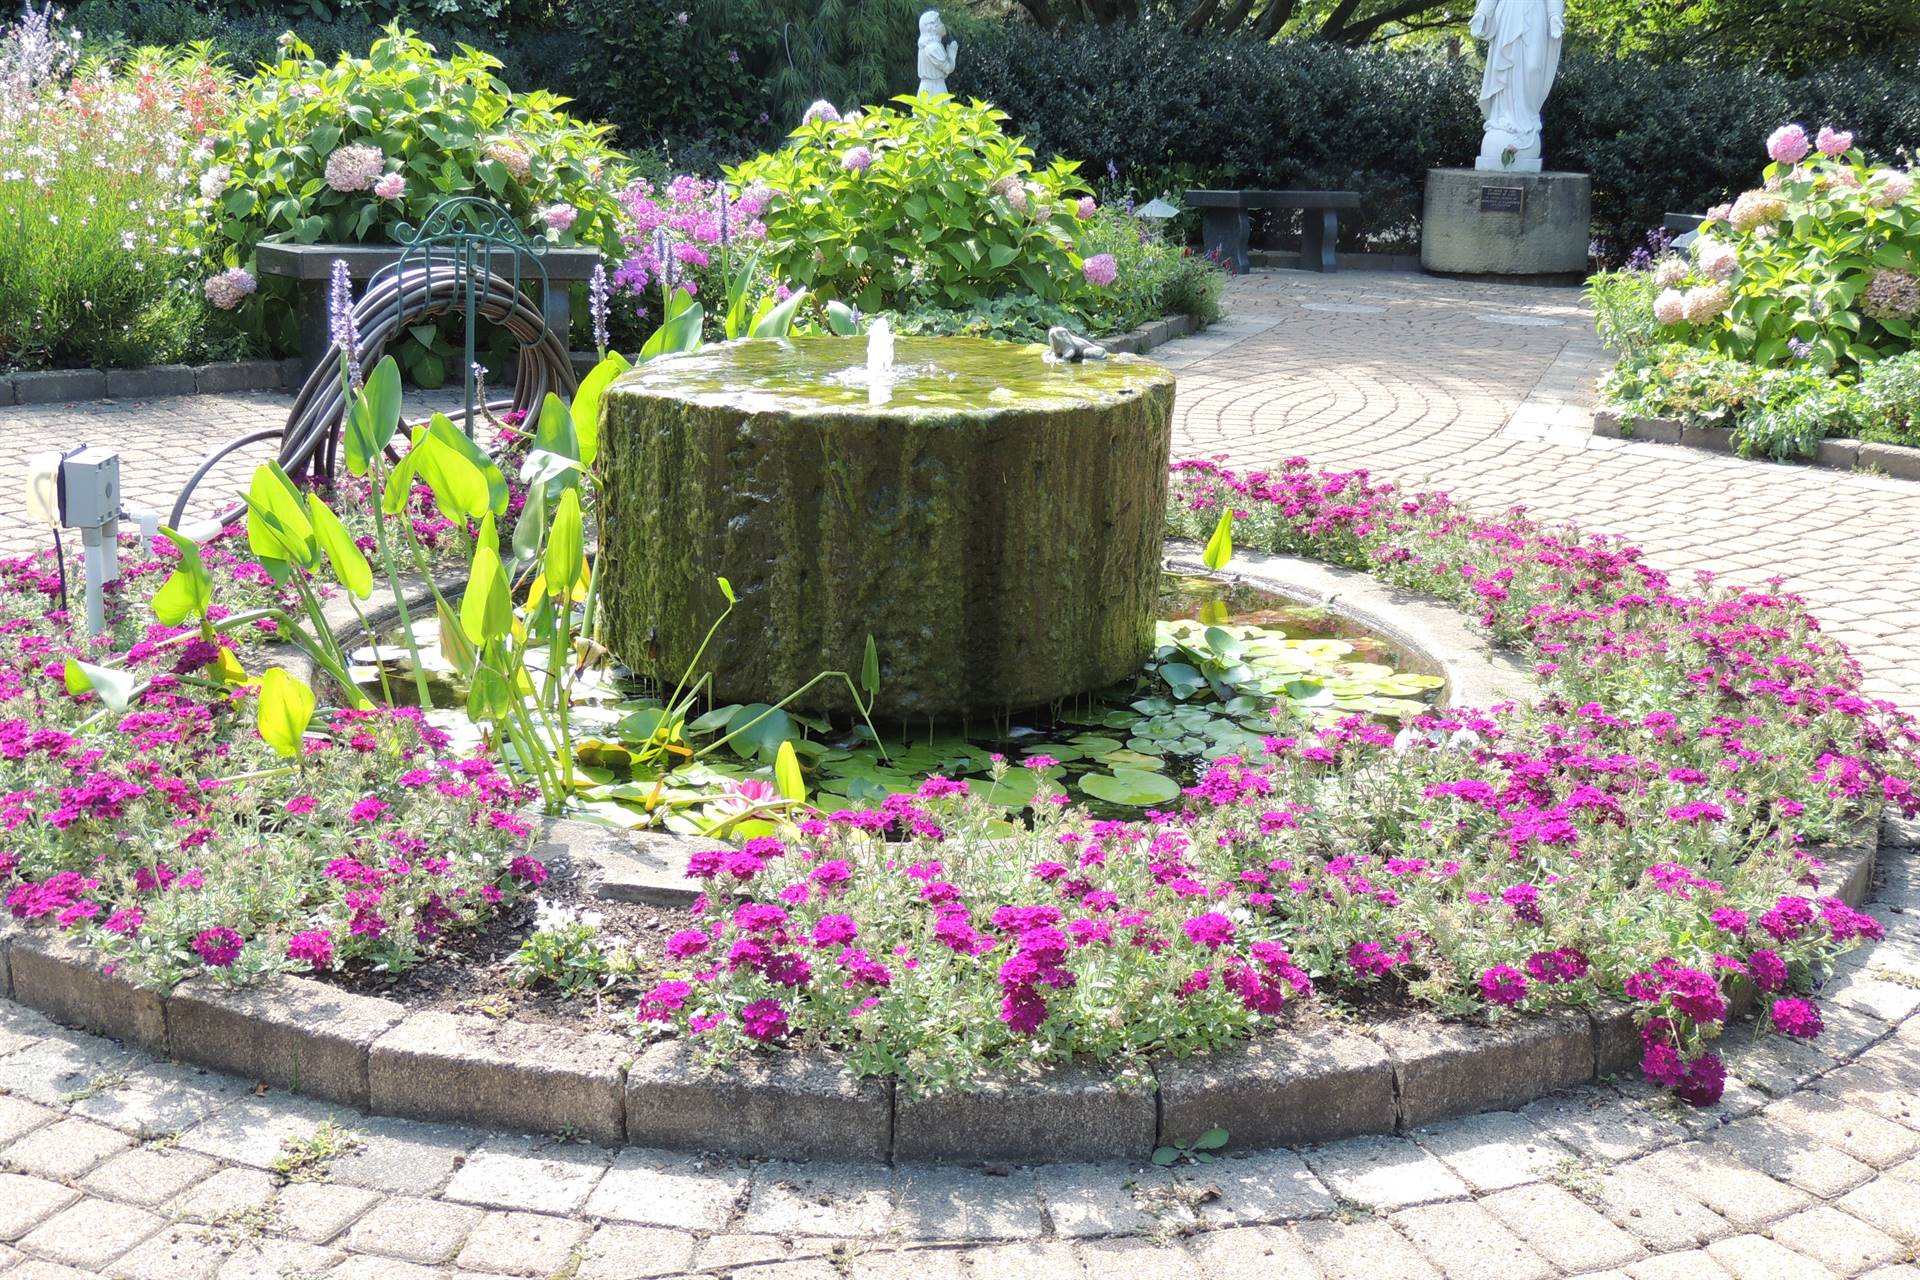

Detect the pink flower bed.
[
  {"left": 0, "top": 532, "right": 541, "bottom": 990},
  {"left": 631, "top": 458, "right": 1915, "bottom": 1103}
]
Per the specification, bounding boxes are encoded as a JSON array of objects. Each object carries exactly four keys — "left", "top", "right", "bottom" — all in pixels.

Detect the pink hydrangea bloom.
[
  {"left": 1082, "top": 253, "right": 1118, "bottom": 287},
  {"left": 372, "top": 172, "right": 405, "bottom": 200},
  {"left": 203, "top": 267, "right": 257, "bottom": 311},
  {"left": 324, "top": 143, "right": 385, "bottom": 193},
  {"left": 1815, "top": 126, "right": 1854, "bottom": 157},
  {"left": 1766, "top": 124, "right": 1810, "bottom": 165},
  {"left": 540, "top": 202, "right": 577, "bottom": 231},
  {"left": 841, "top": 146, "right": 873, "bottom": 173}
]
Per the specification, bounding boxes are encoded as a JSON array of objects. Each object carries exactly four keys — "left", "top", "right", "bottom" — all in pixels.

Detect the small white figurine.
[{"left": 917, "top": 10, "right": 958, "bottom": 96}]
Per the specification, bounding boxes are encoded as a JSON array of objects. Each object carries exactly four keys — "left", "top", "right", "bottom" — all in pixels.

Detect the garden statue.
[
  {"left": 1472, "top": 0, "right": 1564, "bottom": 173},
  {"left": 1046, "top": 326, "right": 1107, "bottom": 363},
  {"left": 917, "top": 10, "right": 958, "bottom": 96}
]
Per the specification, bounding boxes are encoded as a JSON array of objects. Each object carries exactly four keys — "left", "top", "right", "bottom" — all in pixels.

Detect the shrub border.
[
  {"left": 1592, "top": 409, "right": 1920, "bottom": 481},
  {"left": 0, "top": 548, "right": 1883, "bottom": 1162}
]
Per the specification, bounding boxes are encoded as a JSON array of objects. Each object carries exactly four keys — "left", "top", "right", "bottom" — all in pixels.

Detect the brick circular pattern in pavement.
[{"left": 2, "top": 271, "right": 1919, "bottom": 1278}]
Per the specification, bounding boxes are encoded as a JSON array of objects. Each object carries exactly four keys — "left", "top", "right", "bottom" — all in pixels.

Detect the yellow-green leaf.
[
  {"left": 409, "top": 422, "right": 490, "bottom": 522},
  {"left": 256, "top": 666, "right": 315, "bottom": 759},
  {"left": 460, "top": 541, "right": 513, "bottom": 645},
  {"left": 774, "top": 739, "right": 806, "bottom": 803},
  {"left": 150, "top": 527, "right": 214, "bottom": 626},
  {"left": 1203, "top": 509, "right": 1234, "bottom": 572},
  {"left": 571, "top": 352, "right": 631, "bottom": 468},
  {"left": 307, "top": 493, "right": 372, "bottom": 599},
  {"left": 545, "top": 489, "right": 584, "bottom": 606}
]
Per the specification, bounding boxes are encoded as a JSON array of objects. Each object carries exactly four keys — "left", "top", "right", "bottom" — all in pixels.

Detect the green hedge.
[{"left": 955, "top": 19, "right": 1920, "bottom": 257}]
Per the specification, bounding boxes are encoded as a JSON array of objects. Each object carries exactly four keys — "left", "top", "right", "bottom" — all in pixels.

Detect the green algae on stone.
[{"left": 597, "top": 335, "right": 1177, "bottom": 719}]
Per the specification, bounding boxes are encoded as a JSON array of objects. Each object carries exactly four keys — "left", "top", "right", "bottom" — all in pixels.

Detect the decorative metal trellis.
[
  {"left": 169, "top": 197, "right": 580, "bottom": 529},
  {"left": 383, "top": 195, "right": 555, "bottom": 439}
]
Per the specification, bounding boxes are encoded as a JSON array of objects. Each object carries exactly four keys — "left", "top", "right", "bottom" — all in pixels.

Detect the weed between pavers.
[
  {"left": 1330, "top": 1196, "right": 1377, "bottom": 1224},
  {"left": 140, "top": 1128, "right": 183, "bottom": 1153},
  {"left": 196, "top": 1202, "right": 277, "bottom": 1247},
  {"left": 61, "top": 1065, "right": 132, "bottom": 1103},
  {"left": 1548, "top": 1155, "right": 1603, "bottom": 1201},
  {"left": 270, "top": 1119, "right": 362, "bottom": 1184}
]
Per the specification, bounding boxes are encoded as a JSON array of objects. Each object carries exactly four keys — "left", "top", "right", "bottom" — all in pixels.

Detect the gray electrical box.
[{"left": 58, "top": 447, "right": 120, "bottom": 528}]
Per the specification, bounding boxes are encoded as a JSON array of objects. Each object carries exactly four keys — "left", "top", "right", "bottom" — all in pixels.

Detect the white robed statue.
[
  {"left": 916, "top": 10, "right": 958, "bottom": 96},
  {"left": 1472, "top": 0, "right": 1564, "bottom": 172}
]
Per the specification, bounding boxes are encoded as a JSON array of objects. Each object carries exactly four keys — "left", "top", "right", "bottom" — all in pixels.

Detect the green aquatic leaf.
[{"left": 1079, "top": 769, "right": 1182, "bottom": 807}]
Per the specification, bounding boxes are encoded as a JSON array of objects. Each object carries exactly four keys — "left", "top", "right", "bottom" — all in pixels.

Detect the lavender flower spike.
[
  {"left": 588, "top": 262, "right": 610, "bottom": 355},
  {"left": 326, "top": 258, "right": 362, "bottom": 390}
]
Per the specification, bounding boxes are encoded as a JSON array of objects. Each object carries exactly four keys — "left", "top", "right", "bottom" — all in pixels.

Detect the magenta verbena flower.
[
  {"left": 739, "top": 997, "right": 790, "bottom": 1042},
  {"left": 1478, "top": 964, "right": 1528, "bottom": 1006},
  {"left": 191, "top": 926, "right": 244, "bottom": 968},
  {"left": 286, "top": 930, "right": 334, "bottom": 969},
  {"left": 1769, "top": 996, "right": 1823, "bottom": 1039}
]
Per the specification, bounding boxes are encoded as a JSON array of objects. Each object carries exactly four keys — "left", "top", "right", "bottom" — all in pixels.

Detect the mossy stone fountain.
[{"left": 597, "top": 334, "right": 1176, "bottom": 719}]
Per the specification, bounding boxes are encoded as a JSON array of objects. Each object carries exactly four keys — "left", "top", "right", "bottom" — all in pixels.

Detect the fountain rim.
[{"left": 603, "top": 333, "right": 1177, "bottom": 420}]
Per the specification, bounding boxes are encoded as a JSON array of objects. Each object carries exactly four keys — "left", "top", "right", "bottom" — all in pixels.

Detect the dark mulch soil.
[{"left": 320, "top": 861, "right": 681, "bottom": 1037}]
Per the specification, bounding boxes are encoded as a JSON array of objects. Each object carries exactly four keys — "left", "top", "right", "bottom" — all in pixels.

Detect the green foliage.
[
  {"left": 956, "top": 20, "right": 1480, "bottom": 252},
  {"left": 197, "top": 26, "right": 627, "bottom": 308},
  {"left": 888, "top": 294, "right": 1087, "bottom": 344},
  {"left": 1735, "top": 374, "right": 1866, "bottom": 460},
  {"left": 1570, "top": 0, "right": 1920, "bottom": 72},
  {"left": 1600, "top": 344, "right": 1768, "bottom": 429},
  {"left": 728, "top": 96, "right": 1091, "bottom": 314},
  {"left": 957, "top": 18, "right": 1920, "bottom": 259},
  {"left": 510, "top": 906, "right": 634, "bottom": 997},
  {"left": 1585, "top": 269, "right": 1663, "bottom": 356},
  {"left": 1071, "top": 207, "right": 1226, "bottom": 334},
  {"left": 1702, "top": 151, "right": 1919, "bottom": 373},
  {"left": 1859, "top": 351, "right": 1920, "bottom": 447}
]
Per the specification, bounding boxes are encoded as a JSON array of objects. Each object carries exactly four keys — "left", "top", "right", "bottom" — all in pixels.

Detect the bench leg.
[
  {"left": 1200, "top": 208, "right": 1251, "bottom": 276},
  {"left": 1301, "top": 209, "right": 1339, "bottom": 273}
]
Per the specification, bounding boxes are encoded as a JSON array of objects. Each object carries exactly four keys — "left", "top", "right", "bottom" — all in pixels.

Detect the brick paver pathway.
[{"left": 3, "top": 271, "right": 1920, "bottom": 1278}]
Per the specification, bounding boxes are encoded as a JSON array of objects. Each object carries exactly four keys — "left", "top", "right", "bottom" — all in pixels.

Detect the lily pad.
[{"left": 1079, "top": 769, "right": 1183, "bottom": 807}]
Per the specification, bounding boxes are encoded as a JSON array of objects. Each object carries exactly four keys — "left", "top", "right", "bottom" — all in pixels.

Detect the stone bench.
[
  {"left": 1185, "top": 188, "right": 1362, "bottom": 275},
  {"left": 255, "top": 241, "right": 602, "bottom": 380}
]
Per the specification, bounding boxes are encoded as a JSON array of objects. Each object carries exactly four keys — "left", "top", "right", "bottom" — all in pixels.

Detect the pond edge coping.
[
  {"left": 0, "top": 539, "right": 1891, "bottom": 1163},
  {"left": 1592, "top": 409, "right": 1920, "bottom": 482}
]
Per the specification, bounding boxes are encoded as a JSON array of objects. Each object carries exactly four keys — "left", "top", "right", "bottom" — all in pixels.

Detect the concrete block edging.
[{"left": 0, "top": 837, "right": 1878, "bottom": 1164}]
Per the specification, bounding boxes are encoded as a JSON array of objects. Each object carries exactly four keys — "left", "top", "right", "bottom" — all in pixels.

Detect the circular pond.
[{"left": 596, "top": 335, "right": 1177, "bottom": 720}]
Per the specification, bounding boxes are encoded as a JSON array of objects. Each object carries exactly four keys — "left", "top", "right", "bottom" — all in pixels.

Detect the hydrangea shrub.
[
  {"left": 725, "top": 95, "right": 1096, "bottom": 314},
  {"left": 195, "top": 27, "right": 630, "bottom": 365},
  {"left": 1644, "top": 125, "right": 1918, "bottom": 374}
]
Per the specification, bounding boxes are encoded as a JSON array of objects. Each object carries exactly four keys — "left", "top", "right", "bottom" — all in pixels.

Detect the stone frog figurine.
[
  {"left": 917, "top": 10, "right": 958, "bottom": 96},
  {"left": 1046, "top": 326, "right": 1108, "bottom": 363}
]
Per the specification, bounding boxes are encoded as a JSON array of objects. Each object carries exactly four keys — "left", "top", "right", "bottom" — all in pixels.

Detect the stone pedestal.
[{"left": 1421, "top": 169, "right": 1591, "bottom": 277}]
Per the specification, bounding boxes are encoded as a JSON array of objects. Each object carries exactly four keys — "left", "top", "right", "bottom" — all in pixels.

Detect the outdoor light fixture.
[
  {"left": 22, "top": 445, "right": 159, "bottom": 636},
  {"left": 1136, "top": 197, "right": 1180, "bottom": 222}
]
